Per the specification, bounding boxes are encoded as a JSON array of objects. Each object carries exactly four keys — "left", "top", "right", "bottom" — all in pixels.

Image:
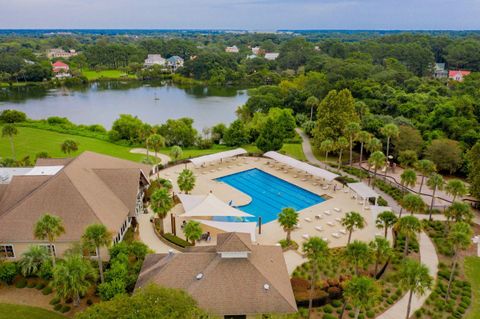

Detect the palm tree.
[
  {"left": 445, "top": 201, "right": 473, "bottom": 224},
  {"left": 400, "top": 169, "right": 417, "bottom": 192},
  {"left": 357, "top": 131, "right": 371, "bottom": 167},
  {"left": 446, "top": 222, "right": 472, "bottom": 300},
  {"left": 375, "top": 211, "right": 398, "bottom": 238},
  {"left": 345, "top": 122, "right": 361, "bottom": 166},
  {"left": 170, "top": 145, "right": 183, "bottom": 162},
  {"left": 147, "top": 134, "right": 165, "bottom": 164},
  {"left": 305, "top": 96, "right": 319, "bottom": 121},
  {"left": 394, "top": 216, "right": 422, "bottom": 256},
  {"left": 336, "top": 137, "right": 349, "bottom": 169},
  {"left": 365, "top": 137, "right": 382, "bottom": 154},
  {"left": 415, "top": 159, "right": 436, "bottom": 193},
  {"left": 369, "top": 237, "right": 392, "bottom": 278},
  {"left": 150, "top": 188, "right": 173, "bottom": 233},
  {"left": 342, "top": 276, "right": 380, "bottom": 319},
  {"left": 34, "top": 214, "right": 65, "bottom": 266},
  {"left": 183, "top": 220, "right": 202, "bottom": 245},
  {"left": 445, "top": 179, "right": 468, "bottom": 202},
  {"left": 341, "top": 212, "right": 366, "bottom": 244},
  {"left": 178, "top": 169, "right": 196, "bottom": 194},
  {"left": 2, "top": 124, "right": 18, "bottom": 159},
  {"left": 344, "top": 240, "right": 372, "bottom": 275},
  {"left": 60, "top": 139, "right": 79, "bottom": 155},
  {"left": 368, "top": 151, "right": 386, "bottom": 188},
  {"left": 277, "top": 207, "right": 298, "bottom": 244},
  {"left": 18, "top": 245, "right": 50, "bottom": 277},
  {"left": 82, "top": 224, "right": 112, "bottom": 284},
  {"left": 427, "top": 173, "right": 444, "bottom": 220},
  {"left": 302, "top": 237, "right": 329, "bottom": 319},
  {"left": 401, "top": 193, "right": 425, "bottom": 217},
  {"left": 398, "top": 259, "right": 433, "bottom": 319},
  {"left": 319, "top": 139, "right": 334, "bottom": 164},
  {"left": 52, "top": 254, "right": 97, "bottom": 306},
  {"left": 381, "top": 123, "right": 399, "bottom": 161}
]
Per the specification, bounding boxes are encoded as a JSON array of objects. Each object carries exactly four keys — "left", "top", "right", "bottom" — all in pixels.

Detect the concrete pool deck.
[{"left": 158, "top": 156, "right": 385, "bottom": 255}]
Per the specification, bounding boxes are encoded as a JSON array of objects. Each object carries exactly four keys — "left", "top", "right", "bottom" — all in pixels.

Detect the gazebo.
[{"left": 347, "top": 182, "right": 380, "bottom": 207}]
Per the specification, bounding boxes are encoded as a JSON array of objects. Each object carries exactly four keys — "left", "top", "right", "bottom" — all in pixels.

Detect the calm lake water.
[{"left": 0, "top": 82, "right": 248, "bottom": 130}]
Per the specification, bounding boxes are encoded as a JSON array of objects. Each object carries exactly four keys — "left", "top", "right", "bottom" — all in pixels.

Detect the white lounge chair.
[
  {"left": 339, "top": 229, "right": 347, "bottom": 235},
  {"left": 324, "top": 210, "right": 331, "bottom": 216},
  {"left": 302, "top": 234, "right": 310, "bottom": 240},
  {"left": 332, "top": 232, "right": 341, "bottom": 238},
  {"left": 322, "top": 237, "right": 329, "bottom": 242},
  {"left": 315, "top": 226, "right": 323, "bottom": 232},
  {"left": 322, "top": 185, "right": 329, "bottom": 190},
  {"left": 327, "top": 222, "right": 335, "bottom": 227},
  {"left": 294, "top": 224, "right": 301, "bottom": 229},
  {"left": 334, "top": 208, "right": 342, "bottom": 212},
  {"left": 304, "top": 217, "right": 312, "bottom": 223},
  {"left": 335, "top": 218, "right": 342, "bottom": 223},
  {"left": 315, "top": 214, "right": 323, "bottom": 219},
  {"left": 343, "top": 189, "right": 349, "bottom": 193}
]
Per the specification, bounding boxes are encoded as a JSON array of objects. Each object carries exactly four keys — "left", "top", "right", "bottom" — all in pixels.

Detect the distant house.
[
  {"left": 433, "top": 63, "right": 448, "bottom": 79},
  {"left": 144, "top": 54, "right": 166, "bottom": 68},
  {"left": 264, "top": 52, "right": 280, "bottom": 61},
  {"left": 225, "top": 45, "right": 239, "bottom": 53},
  {"left": 166, "top": 56, "right": 184, "bottom": 72},
  {"left": 47, "top": 48, "right": 77, "bottom": 59},
  {"left": 449, "top": 70, "right": 471, "bottom": 82},
  {"left": 51, "top": 61, "right": 71, "bottom": 78},
  {"left": 246, "top": 54, "right": 257, "bottom": 60},
  {"left": 135, "top": 232, "right": 297, "bottom": 318},
  {"left": 251, "top": 46, "right": 261, "bottom": 55}
]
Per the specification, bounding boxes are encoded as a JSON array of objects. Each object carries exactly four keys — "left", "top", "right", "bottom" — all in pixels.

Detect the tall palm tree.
[
  {"left": 394, "top": 216, "right": 422, "bottom": 256},
  {"left": 342, "top": 276, "right": 380, "bottom": 319},
  {"left": 401, "top": 193, "right": 425, "bottom": 217},
  {"left": 277, "top": 207, "right": 298, "bottom": 243},
  {"left": 369, "top": 237, "right": 392, "bottom": 278},
  {"left": 302, "top": 237, "right": 329, "bottom": 319},
  {"left": 427, "top": 173, "right": 445, "bottom": 220},
  {"left": 445, "top": 179, "right": 468, "bottom": 202},
  {"left": 445, "top": 202, "right": 473, "bottom": 224},
  {"left": 183, "top": 220, "right": 203, "bottom": 245},
  {"left": 150, "top": 188, "right": 173, "bottom": 233},
  {"left": 344, "top": 240, "right": 372, "bottom": 275},
  {"left": 34, "top": 214, "right": 65, "bottom": 266},
  {"left": 305, "top": 96, "right": 319, "bottom": 121},
  {"left": 341, "top": 212, "right": 366, "bottom": 244},
  {"left": 170, "top": 145, "right": 183, "bottom": 162},
  {"left": 177, "top": 169, "right": 196, "bottom": 194},
  {"left": 375, "top": 211, "right": 398, "bottom": 239},
  {"left": 2, "top": 124, "right": 18, "bottom": 159},
  {"left": 82, "top": 224, "right": 112, "bottom": 283},
  {"left": 345, "top": 122, "right": 361, "bottom": 166},
  {"left": 368, "top": 151, "right": 386, "bottom": 188},
  {"left": 18, "top": 245, "right": 50, "bottom": 277},
  {"left": 319, "top": 139, "right": 334, "bottom": 164},
  {"left": 380, "top": 123, "right": 399, "bottom": 161},
  {"left": 365, "top": 137, "right": 382, "bottom": 154},
  {"left": 336, "top": 136, "right": 349, "bottom": 169},
  {"left": 60, "top": 139, "right": 79, "bottom": 155},
  {"left": 400, "top": 169, "right": 417, "bottom": 192},
  {"left": 398, "top": 260, "right": 433, "bottom": 319},
  {"left": 52, "top": 254, "right": 97, "bottom": 306},
  {"left": 147, "top": 134, "right": 165, "bottom": 164},
  {"left": 357, "top": 131, "right": 371, "bottom": 167},
  {"left": 415, "top": 159, "right": 436, "bottom": 193},
  {"left": 446, "top": 222, "right": 472, "bottom": 300}
]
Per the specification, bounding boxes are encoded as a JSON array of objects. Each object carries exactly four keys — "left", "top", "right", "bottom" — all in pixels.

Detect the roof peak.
[{"left": 216, "top": 232, "right": 252, "bottom": 253}]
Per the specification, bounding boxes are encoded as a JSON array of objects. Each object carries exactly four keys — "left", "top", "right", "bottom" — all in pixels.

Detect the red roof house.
[
  {"left": 448, "top": 70, "right": 471, "bottom": 82},
  {"left": 52, "top": 61, "right": 69, "bottom": 73}
]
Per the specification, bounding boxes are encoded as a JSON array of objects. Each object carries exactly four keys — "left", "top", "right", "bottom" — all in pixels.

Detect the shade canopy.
[
  {"left": 194, "top": 219, "right": 257, "bottom": 241},
  {"left": 347, "top": 182, "right": 380, "bottom": 199},
  {"left": 178, "top": 193, "right": 253, "bottom": 218},
  {"left": 264, "top": 151, "right": 339, "bottom": 182},
  {"left": 189, "top": 148, "right": 247, "bottom": 167}
]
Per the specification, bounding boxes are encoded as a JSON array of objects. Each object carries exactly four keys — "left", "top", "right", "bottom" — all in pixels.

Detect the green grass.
[
  {"left": 280, "top": 143, "right": 306, "bottom": 161},
  {"left": 0, "top": 303, "right": 66, "bottom": 319},
  {"left": 81, "top": 69, "right": 137, "bottom": 81},
  {"left": 465, "top": 256, "right": 480, "bottom": 319},
  {"left": 0, "top": 126, "right": 145, "bottom": 162}
]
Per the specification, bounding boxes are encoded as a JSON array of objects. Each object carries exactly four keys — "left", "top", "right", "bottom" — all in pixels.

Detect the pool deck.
[{"left": 158, "top": 156, "right": 384, "bottom": 256}]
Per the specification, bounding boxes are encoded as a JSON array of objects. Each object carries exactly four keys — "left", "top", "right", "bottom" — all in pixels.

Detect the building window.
[
  {"left": 39, "top": 244, "right": 56, "bottom": 257},
  {"left": 0, "top": 245, "right": 15, "bottom": 258}
]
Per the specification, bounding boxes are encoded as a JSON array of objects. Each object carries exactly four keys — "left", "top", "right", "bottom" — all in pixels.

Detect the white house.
[
  {"left": 264, "top": 53, "right": 280, "bottom": 61},
  {"left": 166, "top": 56, "right": 184, "bottom": 72},
  {"left": 144, "top": 54, "right": 166, "bottom": 68},
  {"left": 225, "top": 45, "right": 239, "bottom": 53}
]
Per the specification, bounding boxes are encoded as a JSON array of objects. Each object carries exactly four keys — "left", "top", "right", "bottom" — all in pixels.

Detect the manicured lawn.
[
  {"left": 465, "top": 256, "right": 480, "bottom": 319},
  {"left": 280, "top": 143, "right": 306, "bottom": 161},
  {"left": 81, "top": 69, "right": 137, "bottom": 81},
  {"left": 0, "top": 126, "right": 145, "bottom": 162},
  {"left": 0, "top": 303, "right": 66, "bottom": 319}
]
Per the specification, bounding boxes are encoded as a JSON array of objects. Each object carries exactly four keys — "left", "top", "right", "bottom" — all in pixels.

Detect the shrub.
[
  {"left": 291, "top": 277, "right": 310, "bottom": 291},
  {"left": 53, "top": 303, "right": 62, "bottom": 311},
  {"left": 15, "top": 278, "right": 27, "bottom": 288},
  {"left": 60, "top": 305, "right": 71, "bottom": 313},
  {"left": 86, "top": 299, "right": 93, "bottom": 306},
  {"left": 50, "top": 297, "right": 60, "bottom": 305},
  {"left": 331, "top": 300, "right": 342, "bottom": 308},
  {"left": 27, "top": 281, "right": 36, "bottom": 288},
  {"left": 366, "top": 310, "right": 375, "bottom": 318},
  {"left": 327, "top": 286, "right": 342, "bottom": 299},
  {"left": 98, "top": 279, "right": 127, "bottom": 301},
  {"left": 42, "top": 286, "right": 53, "bottom": 295},
  {"left": 35, "top": 282, "right": 46, "bottom": 290},
  {"left": 323, "top": 314, "right": 337, "bottom": 319},
  {"left": 38, "top": 259, "right": 53, "bottom": 280},
  {"left": 162, "top": 233, "right": 192, "bottom": 248},
  {"left": 0, "top": 262, "right": 17, "bottom": 284},
  {"left": 323, "top": 305, "right": 334, "bottom": 313}
]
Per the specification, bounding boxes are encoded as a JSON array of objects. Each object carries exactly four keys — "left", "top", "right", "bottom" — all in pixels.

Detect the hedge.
[{"left": 162, "top": 233, "right": 192, "bottom": 248}]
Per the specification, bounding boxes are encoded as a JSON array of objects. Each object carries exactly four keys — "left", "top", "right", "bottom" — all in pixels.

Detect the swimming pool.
[{"left": 216, "top": 168, "right": 326, "bottom": 224}]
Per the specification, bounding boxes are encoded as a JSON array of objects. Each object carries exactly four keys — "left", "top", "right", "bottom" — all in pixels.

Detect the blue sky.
[{"left": 1, "top": 0, "right": 479, "bottom": 30}]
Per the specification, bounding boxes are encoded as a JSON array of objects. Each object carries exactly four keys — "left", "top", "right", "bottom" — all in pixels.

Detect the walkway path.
[
  {"left": 130, "top": 148, "right": 171, "bottom": 164},
  {"left": 137, "top": 211, "right": 179, "bottom": 253}
]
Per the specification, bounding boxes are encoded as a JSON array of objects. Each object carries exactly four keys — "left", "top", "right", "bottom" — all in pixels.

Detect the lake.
[{"left": 0, "top": 82, "right": 248, "bottom": 130}]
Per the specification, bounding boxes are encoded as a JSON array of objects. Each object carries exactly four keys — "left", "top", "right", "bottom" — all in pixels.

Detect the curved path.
[
  {"left": 297, "top": 129, "right": 440, "bottom": 319},
  {"left": 137, "top": 209, "right": 179, "bottom": 253},
  {"left": 130, "top": 148, "right": 171, "bottom": 164}
]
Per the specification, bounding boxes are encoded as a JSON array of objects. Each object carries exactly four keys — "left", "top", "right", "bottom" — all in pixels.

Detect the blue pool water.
[{"left": 216, "top": 168, "right": 326, "bottom": 224}]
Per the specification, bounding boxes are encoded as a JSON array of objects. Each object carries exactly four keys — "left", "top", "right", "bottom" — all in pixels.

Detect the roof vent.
[
  {"left": 168, "top": 249, "right": 174, "bottom": 255},
  {"left": 263, "top": 283, "right": 270, "bottom": 291},
  {"left": 196, "top": 273, "right": 204, "bottom": 280}
]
